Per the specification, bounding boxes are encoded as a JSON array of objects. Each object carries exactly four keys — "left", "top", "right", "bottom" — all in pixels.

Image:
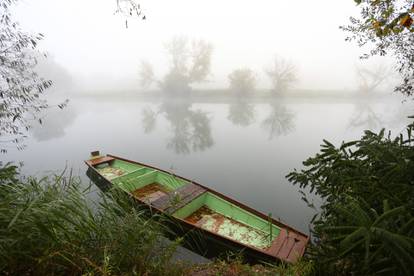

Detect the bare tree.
[
  {"left": 355, "top": 64, "right": 390, "bottom": 93},
  {"left": 228, "top": 68, "right": 257, "bottom": 94},
  {"left": 265, "top": 56, "right": 298, "bottom": 93}
]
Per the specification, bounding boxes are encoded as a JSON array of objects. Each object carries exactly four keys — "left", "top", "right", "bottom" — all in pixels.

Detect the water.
[{"left": 5, "top": 94, "right": 413, "bottom": 233}]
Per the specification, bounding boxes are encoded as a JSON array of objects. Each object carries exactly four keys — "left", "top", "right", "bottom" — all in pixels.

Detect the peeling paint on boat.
[
  {"left": 96, "top": 166, "right": 126, "bottom": 179},
  {"left": 132, "top": 183, "right": 171, "bottom": 203},
  {"left": 186, "top": 206, "right": 273, "bottom": 249}
]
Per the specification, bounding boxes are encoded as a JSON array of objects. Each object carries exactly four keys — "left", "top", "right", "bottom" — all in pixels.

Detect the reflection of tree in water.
[
  {"left": 141, "top": 108, "right": 157, "bottom": 133},
  {"left": 30, "top": 105, "right": 77, "bottom": 141},
  {"left": 141, "top": 101, "right": 213, "bottom": 154},
  {"left": 348, "top": 102, "right": 383, "bottom": 130},
  {"left": 227, "top": 100, "right": 256, "bottom": 127},
  {"left": 261, "top": 102, "right": 295, "bottom": 139}
]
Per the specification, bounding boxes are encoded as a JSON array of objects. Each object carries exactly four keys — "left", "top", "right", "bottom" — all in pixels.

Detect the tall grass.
[{"left": 0, "top": 164, "right": 188, "bottom": 275}]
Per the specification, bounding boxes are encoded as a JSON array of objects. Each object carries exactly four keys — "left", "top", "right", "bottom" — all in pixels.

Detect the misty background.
[{"left": 14, "top": 0, "right": 397, "bottom": 92}]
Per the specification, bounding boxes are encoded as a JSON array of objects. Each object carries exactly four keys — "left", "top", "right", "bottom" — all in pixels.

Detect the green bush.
[{"left": 288, "top": 118, "right": 414, "bottom": 275}]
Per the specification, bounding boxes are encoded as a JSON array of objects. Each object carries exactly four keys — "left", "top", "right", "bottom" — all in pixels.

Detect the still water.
[{"left": 5, "top": 95, "right": 413, "bottom": 233}]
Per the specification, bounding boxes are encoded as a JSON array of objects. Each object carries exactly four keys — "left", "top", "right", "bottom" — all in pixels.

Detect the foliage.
[
  {"left": 140, "top": 36, "right": 213, "bottom": 94},
  {"left": 341, "top": 0, "right": 414, "bottom": 96},
  {"left": 228, "top": 68, "right": 257, "bottom": 94},
  {"left": 0, "top": 0, "right": 60, "bottom": 152},
  {"left": 114, "top": 0, "right": 146, "bottom": 28},
  {"left": 0, "top": 165, "right": 188, "bottom": 275},
  {"left": 265, "top": 56, "right": 298, "bottom": 93},
  {"left": 0, "top": 162, "right": 18, "bottom": 185},
  {"left": 287, "top": 118, "right": 414, "bottom": 275}
]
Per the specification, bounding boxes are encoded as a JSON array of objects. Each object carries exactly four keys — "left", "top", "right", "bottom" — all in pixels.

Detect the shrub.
[{"left": 287, "top": 118, "right": 414, "bottom": 275}]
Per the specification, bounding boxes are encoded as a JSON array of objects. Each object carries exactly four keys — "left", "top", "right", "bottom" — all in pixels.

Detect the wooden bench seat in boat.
[{"left": 85, "top": 156, "right": 115, "bottom": 166}]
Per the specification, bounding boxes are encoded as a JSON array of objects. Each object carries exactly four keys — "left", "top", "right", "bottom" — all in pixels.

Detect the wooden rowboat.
[{"left": 85, "top": 153, "right": 309, "bottom": 263}]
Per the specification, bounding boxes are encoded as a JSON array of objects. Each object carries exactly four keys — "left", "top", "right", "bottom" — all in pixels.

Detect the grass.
[
  {"left": 190, "top": 255, "right": 315, "bottom": 276},
  {"left": 0, "top": 165, "right": 188, "bottom": 275}
]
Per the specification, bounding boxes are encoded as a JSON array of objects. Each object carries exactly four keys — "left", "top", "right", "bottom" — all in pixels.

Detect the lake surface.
[{"left": 5, "top": 94, "right": 414, "bottom": 233}]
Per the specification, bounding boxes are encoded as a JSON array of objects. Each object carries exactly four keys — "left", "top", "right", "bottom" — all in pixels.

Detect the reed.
[{"left": 0, "top": 164, "right": 188, "bottom": 275}]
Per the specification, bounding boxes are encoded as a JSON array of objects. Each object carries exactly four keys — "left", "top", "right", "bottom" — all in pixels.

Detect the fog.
[
  {"left": 7, "top": 0, "right": 414, "bottom": 235},
  {"left": 14, "top": 0, "right": 396, "bottom": 92}
]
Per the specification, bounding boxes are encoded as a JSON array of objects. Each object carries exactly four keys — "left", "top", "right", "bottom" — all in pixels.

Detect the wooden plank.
[
  {"left": 86, "top": 156, "right": 115, "bottom": 166},
  {"left": 151, "top": 183, "right": 206, "bottom": 212},
  {"left": 266, "top": 229, "right": 288, "bottom": 256},
  {"left": 286, "top": 235, "right": 308, "bottom": 263},
  {"left": 166, "top": 189, "right": 206, "bottom": 214},
  {"left": 277, "top": 231, "right": 298, "bottom": 260}
]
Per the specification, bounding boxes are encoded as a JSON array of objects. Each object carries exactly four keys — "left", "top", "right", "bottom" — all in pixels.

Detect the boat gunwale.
[{"left": 85, "top": 154, "right": 309, "bottom": 262}]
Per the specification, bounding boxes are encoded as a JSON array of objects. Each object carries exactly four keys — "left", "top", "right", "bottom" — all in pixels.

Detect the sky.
[{"left": 13, "top": 0, "right": 393, "bottom": 91}]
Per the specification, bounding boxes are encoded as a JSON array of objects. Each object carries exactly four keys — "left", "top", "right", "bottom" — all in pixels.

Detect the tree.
[
  {"left": 0, "top": 0, "right": 58, "bottom": 152},
  {"left": 341, "top": 0, "right": 414, "bottom": 96},
  {"left": 228, "top": 68, "right": 257, "bottom": 94},
  {"left": 265, "top": 56, "right": 298, "bottom": 93},
  {"left": 140, "top": 36, "right": 213, "bottom": 94},
  {"left": 355, "top": 63, "right": 390, "bottom": 93}
]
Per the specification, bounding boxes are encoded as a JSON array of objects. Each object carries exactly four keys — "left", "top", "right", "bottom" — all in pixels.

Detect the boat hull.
[{"left": 85, "top": 154, "right": 309, "bottom": 264}]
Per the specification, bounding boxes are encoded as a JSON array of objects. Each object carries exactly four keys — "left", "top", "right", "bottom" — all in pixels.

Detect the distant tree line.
[{"left": 139, "top": 37, "right": 299, "bottom": 95}]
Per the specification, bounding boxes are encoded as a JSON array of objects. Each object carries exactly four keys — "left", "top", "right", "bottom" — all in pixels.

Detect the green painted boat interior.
[
  {"left": 173, "top": 192, "right": 281, "bottom": 249},
  {"left": 95, "top": 159, "right": 144, "bottom": 179},
  {"left": 114, "top": 170, "right": 187, "bottom": 193},
  {"left": 94, "top": 158, "right": 282, "bottom": 250},
  {"left": 94, "top": 158, "right": 188, "bottom": 201}
]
